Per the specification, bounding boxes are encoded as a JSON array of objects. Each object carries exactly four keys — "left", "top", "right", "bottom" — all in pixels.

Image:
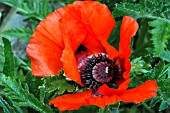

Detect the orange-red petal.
[
  {"left": 50, "top": 80, "right": 158, "bottom": 111},
  {"left": 99, "top": 80, "right": 158, "bottom": 104},
  {"left": 60, "top": 39, "right": 82, "bottom": 84},
  {"left": 49, "top": 89, "right": 120, "bottom": 111},
  {"left": 62, "top": 1, "right": 116, "bottom": 53},
  {"left": 100, "top": 40, "right": 119, "bottom": 59},
  {"left": 60, "top": 22, "right": 82, "bottom": 84},
  {"left": 120, "top": 80, "right": 158, "bottom": 103},
  {"left": 73, "top": 1, "right": 116, "bottom": 40},
  {"left": 118, "top": 59, "right": 131, "bottom": 90},
  {"left": 26, "top": 8, "right": 66, "bottom": 76},
  {"left": 49, "top": 90, "right": 92, "bottom": 111},
  {"left": 98, "top": 84, "right": 123, "bottom": 96},
  {"left": 87, "top": 94, "right": 120, "bottom": 108},
  {"left": 119, "top": 16, "right": 139, "bottom": 58},
  {"left": 58, "top": 10, "right": 87, "bottom": 52},
  {"left": 59, "top": 1, "right": 118, "bottom": 82},
  {"left": 112, "top": 16, "right": 139, "bottom": 89}
]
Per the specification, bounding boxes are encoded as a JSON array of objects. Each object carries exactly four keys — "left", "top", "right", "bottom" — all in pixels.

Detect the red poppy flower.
[{"left": 26, "top": 1, "right": 158, "bottom": 111}]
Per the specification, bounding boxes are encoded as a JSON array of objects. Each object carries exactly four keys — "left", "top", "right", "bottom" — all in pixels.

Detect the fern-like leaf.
[
  {"left": 160, "top": 50, "right": 170, "bottom": 62},
  {"left": 0, "top": 0, "right": 55, "bottom": 20},
  {"left": 0, "top": 45, "right": 4, "bottom": 72},
  {"left": 1, "top": 27, "right": 33, "bottom": 40},
  {"left": 148, "top": 19, "right": 170, "bottom": 56},
  {"left": 42, "top": 71, "right": 76, "bottom": 95},
  {"left": 0, "top": 74, "right": 54, "bottom": 113},
  {"left": 112, "top": 0, "right": 170, "bottom": 22},
  {"left": 0, "top": 97, "right": 16, "bottom": 113},
  {"left": 2, "top": 37, "right": 16, "bottom": 77}
]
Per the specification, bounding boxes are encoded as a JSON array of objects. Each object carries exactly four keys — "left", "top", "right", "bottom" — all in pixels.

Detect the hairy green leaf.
[
  {"left": 2, "top": 37, "right": 16, "bottom": 77},
  {"left": 149, "top": 97, "right": 161, "bottom": 108},
  {"left": 39, "top": 86, "right": 45, "bottom": 104},
  {"left": 68, "top": 106, "right": 99, "bottom": 113},
  {"left": 0, "top": 0, "right": 55, "bottom": 21},
  {"left": 160, "top": 50, "right": 170, "bottom": 62},
  {"left": 168, "top": 68, "right": 170, "bottom": 78},
  {"left": 158, "top": 78, "right": 170, "bottom": 100},
  {"left": 1, "top": 27, "right": 33, "bottom": 40},
  {"left": 154, "top": 61, "right": 165, "bottom": 79},
  {"left": 0, "top": 97, "right": 15, "bottom": 113},
  {"left": 0, "top": 45, "right": 4, "bottom": 72},
  {"left": 131, "top": 57, "right": 151, "bottom": 75},
  {"left": 98, "top": 0, "right": 118, "bottom": 11},
  {"left": 149, "top": 60, "right": 170, "bottom": 80},
  {"left": 112, "top": 0, "right": 170, "bottom": 22},
  {"left": 42, "top": 72, "right": 76, "bottom": 95},
  {"left": 148, "top": 19, "right": 170, "bottom": 56},
  {"left": 9, "top": 99, "right": 28, "bottom": 113},
  {"left": 0, "top": 74, "right": 53, "bottom": 113},
  {"left": 159, "top": 101, "right": 168, "bottom": 111},
  {"left": 97, "top": 104, "right": 120, "bottom": 113}
]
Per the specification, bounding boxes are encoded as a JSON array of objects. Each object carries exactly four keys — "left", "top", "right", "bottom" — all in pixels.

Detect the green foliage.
[
  {"left": 149, "top": 97, "right": 161, "bottom": 108},
  {"left": 159, "top": 101, "right": 168, "bottom": 111},
  {"left": 1, "top": 27, "right": 33, "bottom": 40},
  {"left": 131, "top": 57, "right": 151, "bottom": 75},
  {"left": 148, "top": 19, "right": 170, "bottom": 56},
  {"left": 2, "top": 37, "right": 16, "bottom": 77},
  {"left": 150, "top": 61, "right": 170, "bottom": 111},
  {"left": 98, "top": 0, "right": 118, "bottom": 11},
  {"left": 131, "top": 60, "right": 170, "bottom": 111},
  {"left": 0, "top": 0, "right": 55, "bottom": 21},
  {"left": 0, "top": 45, "right": 4, "bottom": 72},
  {"left": 0, "top": 74, "right": 53, "bottom": 113},
  {"left": 160, "top": 50, "right": 170, "bottom": 62},
  {"left": 64, "top": 106, "right": 99, "bottom": 113},
  {"left": 149, "top": 60, "right": 170, "bottom": 80},
  {"left": 112, "top": 0, "right": 170, "bottom": 21},
  {"left": 95, "top": 103, "right": 120, "bottom": 113},
  {"left": 42, "top": 71, "right": 76, "bottom": 95},
  {"left": 0, "top": 97, "right": 15, "bottom": 113},
  {"left": 0, "top": 38, "right": 53, "bottom": 113},
  {"left": 129, "top": 57, "right": 152, "bottom": 87},
  {"left": 112, "top": 1, "right": 170, "bottom": 58},
  {"left": 158, "top": 79, "right": 170, "bottom": 100}
]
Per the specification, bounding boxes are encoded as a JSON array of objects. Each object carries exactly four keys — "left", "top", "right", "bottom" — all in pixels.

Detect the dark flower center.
[
  {"left": 92, "top": 61, "right": 112, "bottom": 83},
  {"left": 78, "top": 53, "right": 122, "bottom": 90}
]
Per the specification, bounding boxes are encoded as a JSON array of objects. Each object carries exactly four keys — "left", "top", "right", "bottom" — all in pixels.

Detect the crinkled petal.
[
  {"left": 98, "top": 84, "right": 123, "bottom": 96},
  {"left": 49, "top": 89, "right": 120, "bottom": 111},
  {"left": 118, "top": 59, "right": 131, "bottom": 90},
  {"left": 60, "top": 22, "right": 82, "bottom": 84},
  {"left": 50, "top": 80, "right": 157, "bottom": 111},
  {"left": 99, "top": 80, "right": 158, "bottom": 104},
  {"left": 119, "top": 80, "right": 158, "bottom": 103},
  {"left": 59, "top": 11, "right": 87, "bottom": 52},
  {"left": 114, "top": 16, "right": 138, "bottom": 89},
  {"left": 100, "top": 40, "right": 119, "bottom": 59},
  {"left": 82, "top": 33, "right": 104, "bottom": 53},
  {"left": 60, "top": 39, "right": 82, "bottom": 84},
  {"left": 119, "top": 16, "right": 139, "bottom": 58},
  {"left": 26, "top": 8, "right": 66, "bottom": 76},
  {"left": 87, "top": 94, "right": 120, "bottom": 108},
  {"left": 63, "top": 1, "right": 116, "bottom": 53},
  {"left": 49, "top": 90, "right": 92, "bottom": 111},
  {"left": 73, "top": 1, "right": 116, "bottom": 40},
  {"left": 63, "top": 2, "right": 105, "bottom": 53},
  {"left": 59, "top": 1, "right": 117, "bottom": 82}
]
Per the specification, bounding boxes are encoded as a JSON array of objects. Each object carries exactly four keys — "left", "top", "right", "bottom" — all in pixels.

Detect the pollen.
[{"left": 105, "top": 66, "right": 109, "bottom": 74}]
